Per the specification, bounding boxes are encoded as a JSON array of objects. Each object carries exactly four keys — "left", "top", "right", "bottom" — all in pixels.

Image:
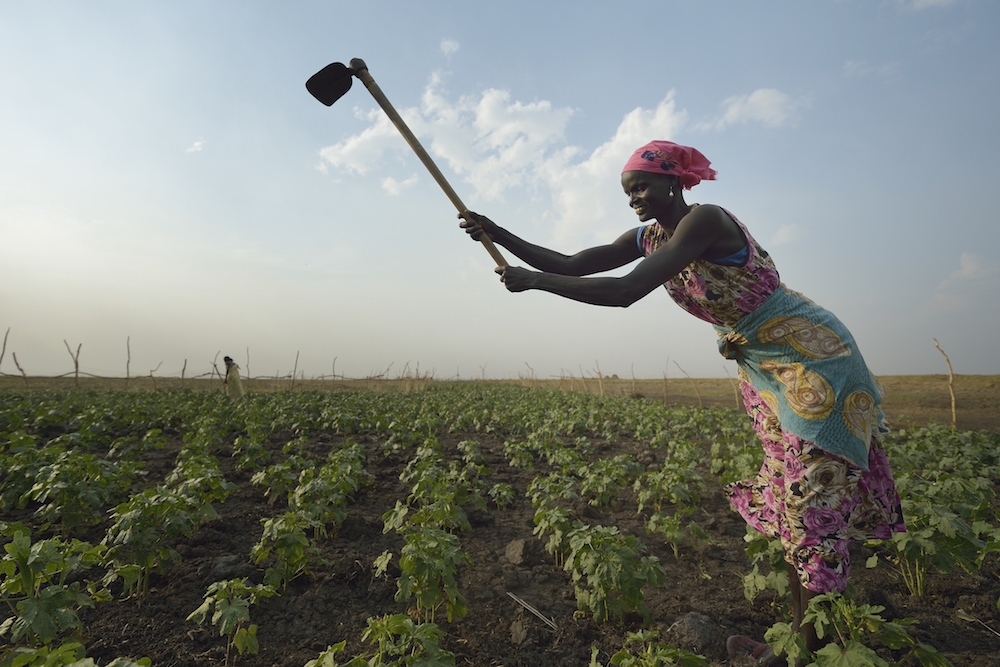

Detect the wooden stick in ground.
[
  {"left": 291, "top": 351, "right": 300, "bottom": 391},
  {"left": 12, "top": 352, "right": 28, "bottom": 388},
  {"left": 722, "top": 364, "right": 740, "bottom": 409},
  {"left": 673, "top": 360, "right": 702, "bottom": 408},
  {"left": 149, "top": 362, "right": 162, "bottom": 391},
  {"left": 933, "top": 338, "right": 957, "bottom": 428},
  {"left": 211, "top": 351, "right": 224, "bottom": 385},
  {"left": 126, "top": 336, "right": 131, "bottom": 388},
  {"left": 0, "top": 327, "right": 9, "bottom": 373},
  {"left": 63, "top": 340, "right": 82, "bottom": 388},
  {"left": 662, "top": 357, "right": 670, "bottom": 407}
]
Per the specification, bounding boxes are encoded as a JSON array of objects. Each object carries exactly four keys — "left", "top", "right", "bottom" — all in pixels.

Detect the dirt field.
[{"left": 1, "top": 376, "right": 998, "bottom": 666}]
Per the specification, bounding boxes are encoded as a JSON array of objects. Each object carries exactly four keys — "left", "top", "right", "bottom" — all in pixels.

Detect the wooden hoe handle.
[{"left": 349, "top": 59, "right": 508, "bottom": 269}]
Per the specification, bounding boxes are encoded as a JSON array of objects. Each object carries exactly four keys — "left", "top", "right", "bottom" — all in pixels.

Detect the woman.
[{"left": 460, "top": 140, "right": 905, "bottom": 665}]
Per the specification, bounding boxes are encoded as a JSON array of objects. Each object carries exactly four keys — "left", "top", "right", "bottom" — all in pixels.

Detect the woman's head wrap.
[{"left": 621, "top": 140, "right": 717, "bottom": 189}]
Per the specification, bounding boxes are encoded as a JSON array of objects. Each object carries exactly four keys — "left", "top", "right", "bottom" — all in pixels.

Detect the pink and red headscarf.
[{"left": 621, "top": 140, "right": 717, "bottom": 189}]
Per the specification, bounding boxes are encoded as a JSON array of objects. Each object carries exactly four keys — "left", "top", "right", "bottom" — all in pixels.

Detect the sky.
[{"left": 2, "top": 0, "right": 999, "bottom": 382}]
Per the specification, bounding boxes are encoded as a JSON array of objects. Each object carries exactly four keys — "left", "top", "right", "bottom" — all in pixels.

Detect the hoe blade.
[{"left": 306, "top": 62, "right": 354, "bottom": 106}]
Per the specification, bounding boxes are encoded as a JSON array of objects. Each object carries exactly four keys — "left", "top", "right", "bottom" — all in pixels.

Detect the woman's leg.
[{"left": 787, "top": 563, "right": 820, "bottom": 666}]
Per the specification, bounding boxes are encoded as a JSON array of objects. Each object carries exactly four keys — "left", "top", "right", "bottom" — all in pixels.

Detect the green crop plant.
[
  {"left": 324, "top": 442, "right": 375, "bottom": 498},
  {"left": 23, "top": 449, "right": 141, "bottom": 532},
  {"left": 0, "top": 524, "right": 109, "bottom": 650},
  {"left": 589, "top": 629, "right": 710, "bottom": 667},
  {"left": 0, "top": 432, "right": 61, "bottom": 514},
  {"left": 502, "top": 439, "right": 534, "bottom": 469},
  {"left": 376, "top": 527, "right": 471, "bottom": 624},
  {"left": 250, "top": 510, "right": 320, "bottom": 592},
  {"left": 290, "top": 468, "right": 348, "bottom": 538},
  {"left": 303, "top": 614, "right": 455, "bottom": 667},
  {"left": 302, "top": 641, "right": 354, "bottom": 667},
  {"left": 107, "top": 428, "right": 167, "bottom": 460},
  {"left": 382, "top": 493, "right": 471, "bottom": 535},
  {"left": 645, "top": 510, "right": 708, "bottom": 559},
  {"left": 532, "top": 505, "right": 580, "bottom": 567},
  {"left": 882, "top": 503, "right": 985, "bottom": 597},
  {"left": 163, "top": 447, "right": 234, "bottom": 507},
  {"left": 1, "top": 640, "right": 151, "bottom": 667},
  {"left": 578, "top": 454, "right": 643, "bottom": 508},
  {"left": 250, "top": 454, "right": 313, "bottom": 505},
  {"left": 634, "top": 459, "right": 705, "bottom": 514},
  {"left": 564, "top": 525, "right": 665, "bottom": 625},
  {"left": 102, "top": 446, "right": 231, "bottom": 597},
  {"left": 868, "top": 423, "right": 999, "bottom": 596},
  {"left": 102, "top": 487, "right": 206, "bottom": 597},
  {"left": 765, "top": 587, "right": 952, "bottom": 667},
  {"left": 358, "top": 614, "right": 455, "bottom": 666},
  {"left": 526, "top": 472, "right": 578, "bottom": 509},
  {"left": 186, "top": 578, "right": 277, "bottom": 666},
  {"left": 544, "top": 445, "right": 584, "bottom": 470},
  {"left": 741, "top": 531, "right": 790, "bottom": 604},
  {"left": 488, "top": 482, "right": 515, "bottom": 510},
  {"left": 455, "top": 439, "right": 483, "bottom": 465},
  {"left": 231, "top": 432, "right": 269, "bottom": 472},
  {"left": 391, "top": 445, "right": 489, "bottom": 534}
]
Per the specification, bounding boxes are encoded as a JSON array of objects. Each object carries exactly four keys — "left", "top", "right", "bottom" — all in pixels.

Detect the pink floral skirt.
[{"left": 727, "top": 379, "right": 906, "bottom": 593}]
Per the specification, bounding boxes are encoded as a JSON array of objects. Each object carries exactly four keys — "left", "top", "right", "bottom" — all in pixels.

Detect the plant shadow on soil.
[{"left": 3, "top": 379, "right": 1000, "bottom": 666}]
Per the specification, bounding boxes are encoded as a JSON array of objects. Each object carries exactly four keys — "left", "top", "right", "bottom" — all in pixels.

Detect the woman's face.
[{"left": 621, "top": 170, "right": 675, "bottom": 222}]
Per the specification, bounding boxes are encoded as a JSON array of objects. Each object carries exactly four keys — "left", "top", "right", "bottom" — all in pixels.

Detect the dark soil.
[{"left": 47, "top": 425, "right": 1000, "bottom": 667}]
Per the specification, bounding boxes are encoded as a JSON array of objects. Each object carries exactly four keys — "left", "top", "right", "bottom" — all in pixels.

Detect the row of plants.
[{"left": 2, "top": 384, "right": 998, "bottom": 665}]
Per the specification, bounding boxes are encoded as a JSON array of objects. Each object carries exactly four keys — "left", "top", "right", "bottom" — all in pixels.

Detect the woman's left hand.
[{"left": 496, "top": 265, "right": 535, "bottom": 292}]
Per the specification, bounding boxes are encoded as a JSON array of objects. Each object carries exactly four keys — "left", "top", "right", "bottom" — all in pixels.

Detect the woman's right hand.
[{"left": 458, "top": 210, "right": 501, "bottom": 243}]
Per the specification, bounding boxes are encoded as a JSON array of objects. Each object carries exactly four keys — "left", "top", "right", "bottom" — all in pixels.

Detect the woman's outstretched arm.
[
  {"left": 459, "top": 211, "right": 642, "bottom": 276},
  {"left": 498, "top": 204, "right": 734, "bottom": 307}
]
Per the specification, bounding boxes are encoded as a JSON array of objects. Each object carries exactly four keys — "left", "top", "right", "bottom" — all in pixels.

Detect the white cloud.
[
  {"left": 318, "top": 108, "right": 403, "bottom": 174},
  {"left": 382, "top": 174, "right": 419, "bottom": 196},
  {"left": 919, "top": 252, "right": 999, "bottom": 314},
  {"left": 696, "top": 88, "right": 807, "bottom": 131},
  {"left": 542, "top": 95, "right": 687, "bottom": 245},
  {"left": 440, "top": 39, "right": 459, "bottom": 56},
  {"left": 185, "top": 139, "right": 204, "bottom": 153},
  {"left": 317, "top": 71, "right": 688, "bottom": 247},
  {"left": 769, "top": 224, "right": 801, "bottom": 246},
  {"left": 940, "top": 252, "right": 996, "bottom": 286}
]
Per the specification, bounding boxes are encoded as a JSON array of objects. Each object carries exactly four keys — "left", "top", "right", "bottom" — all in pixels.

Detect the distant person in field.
[
  {"left": 460, "top": 140, "right": 905, "bottom": 665},
  {"left": 223, "top": 355, "right": 245, "bottom": 399}
]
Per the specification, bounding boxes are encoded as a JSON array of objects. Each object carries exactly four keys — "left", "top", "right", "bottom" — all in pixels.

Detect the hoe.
[{"left": 306, "top": 59, "right": 508, "bottom": 268}]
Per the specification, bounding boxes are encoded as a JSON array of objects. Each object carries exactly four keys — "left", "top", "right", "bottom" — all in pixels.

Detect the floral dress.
[{"left": 639, "top": 210, "right": 905, "bottom": 593}]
